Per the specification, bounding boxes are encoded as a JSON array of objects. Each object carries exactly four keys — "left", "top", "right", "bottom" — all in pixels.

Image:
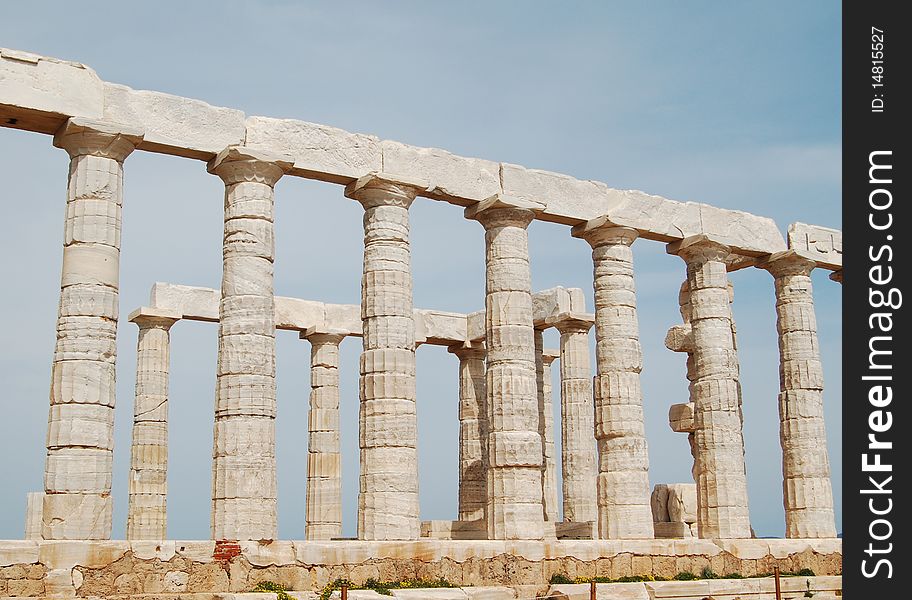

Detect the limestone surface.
[{"left": 534, "top": 336, "right": 559, "bottom": 523}]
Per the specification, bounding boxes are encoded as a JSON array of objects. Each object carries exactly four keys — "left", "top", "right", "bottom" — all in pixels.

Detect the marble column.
[
  {"left": 534, "top": 331, "right": 560, "bottom": 522},
  {"left": 449, "top": 343, "right": 487, "bottom": 523},
  {"left": 345, "top": 173, "right": 425, "bottom": 541},
  {"left": 761, "top": 250, "right": 837, "bottom": 538},
  {"left": 552, "top": 317, "right": 598, "bottom": 524},
  {"left": 24, "top": 493, "right": 44, "bottom": 540},
  {"left": 466, "top": 195, "right": 545, "bottom": 540},
  {"left": 304, "top": 332, "right": 345, "bottom": 540},
  {"left": 208, "top": 147, "right": 290, "bottom": 541},
  {"left": 572, "top": 219, "right": 653, "bottom": 539},
  {"left": 667, "top": 235, "right": 751, "bottom": 539},
  {"left": 127, "top": 310, "right": 179, "bottom": 540},
  {"left": 44, "top": 118, "right": 143, "bottom": 540}
]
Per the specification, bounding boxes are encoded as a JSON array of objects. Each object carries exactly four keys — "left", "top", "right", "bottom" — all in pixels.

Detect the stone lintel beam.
[
  {"left": 788, "top": 222, "right": 842, "bottom": 271},
  {"left": 542, "top": 348, "right": 559, "bottom": 364}
]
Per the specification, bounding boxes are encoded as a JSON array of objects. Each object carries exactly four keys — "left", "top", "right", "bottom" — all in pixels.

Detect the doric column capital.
[
  {"left": 53, "top": 117, "right": 144, "bottom": 161},
  {"left": 547, "top": 313, "right": 595, "bottom": 335},
  {"left": 465, "top": 194, "right": 543, "bottom": 230},
  {"left": 541, "top": 348, "right": 559, "bottom": 367},
  {"left": 829, "top": 270, "right": 843, "bottom": 284},
  {"left": 128, "top": 308, "right": 180, "bottom": 331},
  {"left": 571, "top": 217, "right": 638, "bottom": 248},
  {"left": 344, "top": 172, "right": 428, "bottom": 209},
  {"left": 447, "top": 342, "right": 486, "bottom": 361},
  {"left": 207, "top": 146, "right": 292, "bottom": 186},
  {"left": 666, "top": 234, "right": 731, "bottom": 265},
  {"left": 758, "top": 249, "right": 818, "bottom": 278},
  {"left": 302, "top": 330, "right": 347, "bottom": 346}
]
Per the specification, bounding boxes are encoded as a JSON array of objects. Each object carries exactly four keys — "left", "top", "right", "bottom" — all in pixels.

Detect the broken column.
[
  {"left": 208, "top": 147, "right": 290, "bottom": 541},
  {"left": 449, "top": 343, "right": 487, "bottom": 523},
  {"left": 466, "top": 194, "right": 545, "bottom": 540},
  {"left": 550, "top": 316, "right": 598, "bottom": 525},
  {"left": 304, "top": 332, "right": 345, "bottom": 540},
  {"left": 572, "top": 219, "right": 653, "bottom": 539},
  {"left": 760, "top": 250, "right": 837, "bottom": 538},
  {"left": 24, "top": 492, "right": 44, "bottom": 540},
  {"left": 346, "top": 173, "right": 425, "bottom": 541},
  {"left": 667, "top": 235, "right": 751, "bottom": 539},
  {"left": 44, "top": 118, "right": 143, "bottom": 540},
  {"left": 534, "top": 332, "right": 560, "bottom": 523},
  {"left": 126, "top": 309, "right": 179, "bottom": 540}
]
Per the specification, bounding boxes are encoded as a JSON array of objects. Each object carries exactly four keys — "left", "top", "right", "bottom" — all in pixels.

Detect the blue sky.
[{"left": 0, "top": 1, "right": 841, "bottom": 539}]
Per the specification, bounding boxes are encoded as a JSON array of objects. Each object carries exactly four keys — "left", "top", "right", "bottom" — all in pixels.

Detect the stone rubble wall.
[
  {"left": 0, "top": 47, "right": 843, "bottom": 260},
  {"left": 0, "top": 539, "right": 841, "bottom": 597}
]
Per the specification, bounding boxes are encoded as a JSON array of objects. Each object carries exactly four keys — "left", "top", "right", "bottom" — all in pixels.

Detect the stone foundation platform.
[{"left": 0, "top": 539, "right": 841, "bottom": 597}]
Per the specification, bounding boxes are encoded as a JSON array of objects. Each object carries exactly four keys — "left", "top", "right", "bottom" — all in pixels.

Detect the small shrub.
[
  {"left": 674, "top": 571, "right": 699, "bottom": 581},
  {"left": 723, "top": 572, "right": 744, "bottom": 579},
  {"left": 796, "top": 568, "right": 815, "bottom": 577},
  {"left": 549, "top": 573, "right": 574, "bottom": 585},
  {"left": 253, "top": 581, "right": 293, "bottom": 600},
  {"left": 700, "top": 567, "right": 717, "bottom": 579},
  {"left": 616, "top": 574, "right": 654, "bottom": 583}
]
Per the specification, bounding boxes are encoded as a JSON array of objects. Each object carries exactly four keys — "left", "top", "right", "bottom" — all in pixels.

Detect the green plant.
[
  {"left": 549, "top": 573, "right": 574, "bottom": 584},
  {"left": 723, "top": 572, "right": 744, "bottom": 579},
  {"left": 253, "top": 581, "right": 293, "bottom": 600},
  {"left": 700, "top": 567, "right": 717, "bottom": 579},
  {"left": 674, "top": 571, "right": 699, "bottom": 581},
  {"left": 796, "top": 568, "right": 815, "bottom": 577}
]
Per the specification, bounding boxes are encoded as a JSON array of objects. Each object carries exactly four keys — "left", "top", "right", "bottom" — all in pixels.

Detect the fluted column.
[
  {"left": 466, "top": 195, "right": 545, "bottom": 540},
  {"left": 761, "top": 250, "right": 837, "bottom": 538},
  {"left": 208, "top": 147, "right": 290, "bottom": 541},
  {"left": 43, "top": 118, "right": 143, "bottom": 540},
  {"left": 126, "top": 310, "right": 179, "bottom": 540},
  {"left": 667, "top": 235, "right": 751, "bottom": 539},
  {"left": 449, "top": 343, "right": 487, "bottom": 522},
  {"left": 534, "top": 331, "right": 560, "bottom": 522},
  {"left": 552, "top": 318, "right": 598, "bottom": 524},
  {"left": 345, "top": 173, "right": 424, "bottom": 540},
  {"left": 572, "top": 220, "right": 653, "bottom": 539},
  {"left": 304, "top": 332, "right": 345, "bottom": 540}
]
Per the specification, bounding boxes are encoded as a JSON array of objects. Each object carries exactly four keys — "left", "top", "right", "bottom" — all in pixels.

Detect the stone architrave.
[
  {"left": 44, "top": 118, "right": 143, "bottom": 540},
  {"left": 126, "top": 309, "right": 179, "bottom": 540},
  {"left": 466, "top": 194, "right": 546, "bottom": 541},
  {"left": 572, "top": 219, "right": 654, "bottom": 539},
  {"left": 345, "top": 173, "right": 426, "bottom": 541},
  {"left": 449, "top": 343, "right": 487, "bottom": 523},
  {"left": 534, "top": 332, "right": 560, "bottom": 523},
  {"left": 304, "top": 332, "right": 346, "bottom": 540},
  {"left": 208, "top": 146, "right": 291, "bottom": 541},
  {"left": 760, "top": 250, "right": 837, "bottom": 538},
  {"left": 667, "top": 235, "right": 751, "bottom": 539},
  {"left": 550, "top": 316, "right": 598, "bottom": 524}
]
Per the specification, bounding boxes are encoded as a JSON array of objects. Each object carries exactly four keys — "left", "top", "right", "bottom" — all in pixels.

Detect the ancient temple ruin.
[{"left": 0, "top": 47, "right": 842, "bottom": 597}]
